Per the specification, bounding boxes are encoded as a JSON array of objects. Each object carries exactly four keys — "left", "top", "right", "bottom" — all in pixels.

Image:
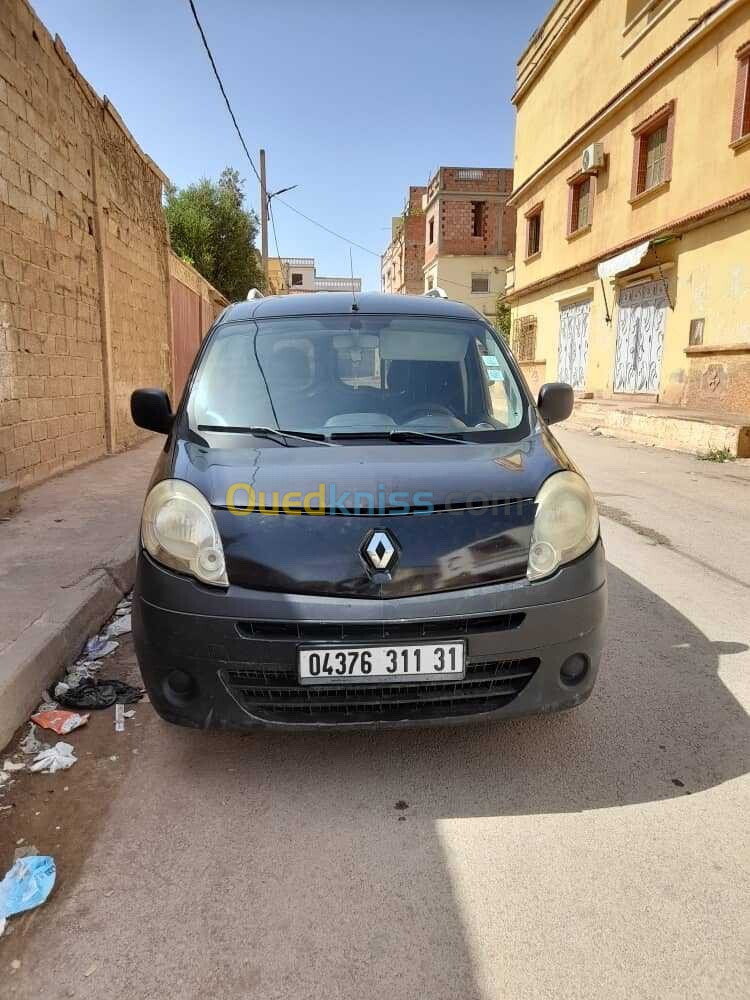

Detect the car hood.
[
  {"left": 172, "top": 429, "right": 569, "bottom": 513},
  {"left": 164, "top": 429, "right": 572, "bottom": 599}
]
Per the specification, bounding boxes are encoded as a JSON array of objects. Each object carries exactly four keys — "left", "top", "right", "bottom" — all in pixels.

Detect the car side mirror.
[
  {"left": 537, "top": 382, "right": 574, "bottom": 425},
  {"left": 131, "top": 388, "right": 173, "bottom": 435}
]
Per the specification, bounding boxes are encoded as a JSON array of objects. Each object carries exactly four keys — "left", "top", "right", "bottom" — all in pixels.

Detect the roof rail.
[
  {"left": 246, "top": 288, "right": 264, "bottom": 300},
  {"left": 423, "top": 286, "right": 448, "bottom": 299}
]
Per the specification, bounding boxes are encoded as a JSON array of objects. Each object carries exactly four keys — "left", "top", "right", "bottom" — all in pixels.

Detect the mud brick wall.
[{"left": 0, "top": 0, "right": 172, "bottom": 487}]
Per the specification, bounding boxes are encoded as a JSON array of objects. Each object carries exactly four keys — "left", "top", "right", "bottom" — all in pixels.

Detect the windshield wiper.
[
  {"left": 197, "top": 425, "right": 335, "bottom": 447},
  {"left": 329, "top": 429, "right": 470, "bottom": 445}
]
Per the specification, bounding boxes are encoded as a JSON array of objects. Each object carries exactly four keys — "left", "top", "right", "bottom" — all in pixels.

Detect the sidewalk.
[
  {"left": 567, "top": 398, "right": 750, "bottom": 457},
  {"left": 0, "top": 439, "right": 161, "bottom": 750}
]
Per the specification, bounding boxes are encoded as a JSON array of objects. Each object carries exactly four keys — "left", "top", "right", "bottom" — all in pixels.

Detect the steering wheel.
[{"left": 398, "top": 403, "right": 455, "bottom": 423}]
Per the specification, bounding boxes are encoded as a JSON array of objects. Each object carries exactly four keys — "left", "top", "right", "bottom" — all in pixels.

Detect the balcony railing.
[{"left": 314, "top": 277, "right": 362, "bottom": 291}]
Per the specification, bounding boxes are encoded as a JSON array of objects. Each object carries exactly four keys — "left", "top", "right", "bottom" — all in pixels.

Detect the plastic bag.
[
  {"left": 107, "top": 613, "right": 131, "bottom": 638},
  {"left": 84, "top": 636, "right": 118, "bottom": 660},
  {"left": 30, "top": 710, "right": 89, "bottom": 735},
  {"left": 0, "top": 856, "right": 56, "bottom": 919},
  {"left": 29, "top": 742, "right": 77, "bottom": 773},
  {"left": 58, "top": 679, "right": 143, "bottom": 711}
]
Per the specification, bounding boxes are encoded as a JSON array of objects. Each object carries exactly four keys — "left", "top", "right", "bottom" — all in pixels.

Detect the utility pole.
[{"left": 259, "top": 148, "right": 268, "bottom": 284}]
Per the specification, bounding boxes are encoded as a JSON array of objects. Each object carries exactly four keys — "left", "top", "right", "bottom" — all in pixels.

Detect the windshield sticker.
[{"left": 481, "top": 356, "right": 503, "bottom": 380}]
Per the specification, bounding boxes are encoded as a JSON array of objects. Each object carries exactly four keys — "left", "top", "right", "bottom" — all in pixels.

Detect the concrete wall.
[{"left": 0, "top": 0, "right": 173, "bottom": 487}]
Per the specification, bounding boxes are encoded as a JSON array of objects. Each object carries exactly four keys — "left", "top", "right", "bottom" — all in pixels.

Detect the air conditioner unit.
[{"left": 581, "top": 142, "right": 605, "bottom": 174}]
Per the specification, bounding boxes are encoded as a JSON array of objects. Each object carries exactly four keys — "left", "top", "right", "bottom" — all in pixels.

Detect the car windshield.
[{"left": 187, "top": 315, "right": 528, "bottom": 439}]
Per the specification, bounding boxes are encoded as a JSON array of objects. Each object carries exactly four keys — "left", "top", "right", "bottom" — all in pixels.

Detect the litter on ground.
[
  {"left": 0, "top": 856, "right": 56, "bottom": 921},
  {"left": 30, "top": 710, "right": 89, "bottom": 735},
  {"left": 58, "top": 678, "right": 143, "bottom": 711},
  {"left": 14, "top": 845, "right": 39, "bottom": 861},
  {"left": 19, "top": 724, "right": 44, "bottom": 756},
  {"left": 83, "top": 636, "right": 118, "bottom": 660},
  {"left": 107, "top": 613, "right": 131, "bottom": 638},
  {"left": 29, "top": 742, "right": 77, "bottom": 773}
]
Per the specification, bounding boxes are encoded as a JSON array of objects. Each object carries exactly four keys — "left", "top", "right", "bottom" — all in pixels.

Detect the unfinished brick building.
[
  {"left": 381, "top": 169, "right": 515, "bottom": 321},
  {"left": 381, "top": 186, "right": 426, "bottom": 296},
  {"left": 422, "top": 167, "right": 515, "bottom": 320}
]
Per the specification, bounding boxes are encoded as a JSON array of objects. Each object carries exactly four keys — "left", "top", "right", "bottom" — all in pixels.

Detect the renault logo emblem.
[{"left": 363, "top": 530, "right": 397, "bottom": 571}]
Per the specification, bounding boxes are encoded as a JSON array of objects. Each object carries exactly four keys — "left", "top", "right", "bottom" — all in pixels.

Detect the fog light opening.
[
  {"left": 166, "top": 669, "right": 196, "bottom": 700},
  {"left": 560, "top": 654, "right": 589, "bottom": 687}
]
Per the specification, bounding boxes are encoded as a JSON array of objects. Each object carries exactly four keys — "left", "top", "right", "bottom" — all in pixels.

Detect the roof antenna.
[{"left": 349, "top": 248, "right": 359, "bottom": 311}]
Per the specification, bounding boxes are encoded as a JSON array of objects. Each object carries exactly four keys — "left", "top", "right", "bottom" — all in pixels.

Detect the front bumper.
[{"left": 133, "top": 541, "right": 607, "bottom": 730}]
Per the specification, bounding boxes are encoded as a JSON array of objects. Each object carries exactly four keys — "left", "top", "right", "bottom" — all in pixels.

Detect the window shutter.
[
  {"left": 566, "top": 183, "right": 576, "bottom": 235},
  {"left": 731, "top": 50, "right": 750, "bottom": 142},
  {"left": 663, "top": 105, "right": 676, "bottom": 182}
]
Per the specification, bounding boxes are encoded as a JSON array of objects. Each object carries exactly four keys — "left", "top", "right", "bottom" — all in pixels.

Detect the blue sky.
[{"left": 32, "top": 0, "right": 551, "bottom": 291}]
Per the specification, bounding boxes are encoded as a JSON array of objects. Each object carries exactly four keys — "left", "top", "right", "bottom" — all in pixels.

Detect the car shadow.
[{"left": 175, "top": 561, "right": 750, "bottom": 820}]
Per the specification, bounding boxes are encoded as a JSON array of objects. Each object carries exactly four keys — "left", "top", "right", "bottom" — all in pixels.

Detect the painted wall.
[
  {"left": 513, "top": 5, "right": 750, "bottom": 299},
  {"left": 514, "top": 0, "right": 731, "bottom": 184},
  {"left": 508, "top": 0, "right": 750, "bottom": 412},
  {"left": 424, "top": 255, "right": 509, "bottom": 320},
  {"left": 511, "top": 209, "right": 750, "bottom": 409}
]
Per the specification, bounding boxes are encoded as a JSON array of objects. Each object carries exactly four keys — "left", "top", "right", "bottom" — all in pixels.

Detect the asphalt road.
[{"left": 2, "top": 429, "right": 749, "bottom": 999}]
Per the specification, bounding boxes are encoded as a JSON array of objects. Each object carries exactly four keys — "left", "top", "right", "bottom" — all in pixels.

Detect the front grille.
[
  {"left": 236, "top": 611, "right": 524, "bottom": 643},
  {"left": 222, "top": 658, "right": 540, "bottom": 724}
]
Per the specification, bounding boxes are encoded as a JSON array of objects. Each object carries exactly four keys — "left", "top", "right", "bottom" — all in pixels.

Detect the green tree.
[
  {"left": 164, "top": 167, "right": 264, "bottom": 301},
  {"left": 494, "top": 296, "right": 511, "bottom": 342}
]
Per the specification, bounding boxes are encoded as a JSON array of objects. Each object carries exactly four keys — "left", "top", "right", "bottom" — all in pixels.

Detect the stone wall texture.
[{"left": 0, "top": 0, "right": 172, "bottom": 486}]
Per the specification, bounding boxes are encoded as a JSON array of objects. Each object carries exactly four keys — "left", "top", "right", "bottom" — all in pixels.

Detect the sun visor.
[{"left": 380, "top": 329, "right": 468, "bottom": 362}]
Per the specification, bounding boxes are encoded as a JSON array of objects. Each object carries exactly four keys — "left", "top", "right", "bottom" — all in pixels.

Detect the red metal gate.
[{"left": 170, "top": 279, "right": 203, "bottom": 401}]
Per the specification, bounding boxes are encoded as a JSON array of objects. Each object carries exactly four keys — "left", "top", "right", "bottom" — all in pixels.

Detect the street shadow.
[
  {"left": 8, "top": 564, "right": 749, "bottom": 1000},
  {"left": 144, "top": 562, "right": 748, "bottom": 996}
]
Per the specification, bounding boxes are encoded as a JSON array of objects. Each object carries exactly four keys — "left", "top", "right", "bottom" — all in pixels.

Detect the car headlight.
[
  {"left": 141, "top": 479, "right": 228, "bottom": 587},
  {"left": 527, "top": 471, "right": 599, "bottom": 581}
]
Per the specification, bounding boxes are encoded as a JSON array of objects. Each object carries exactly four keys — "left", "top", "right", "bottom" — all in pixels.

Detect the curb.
[{"left": 0, "top": 540, "right": 136, "bottom": 752}]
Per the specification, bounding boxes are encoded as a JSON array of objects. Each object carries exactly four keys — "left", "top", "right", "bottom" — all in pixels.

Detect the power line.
[
  {"left": 187, "top": 0, "right": 379, "bottom": 260},
  {"left": 274, "top": 196, "right": 381, "bottom": 258},
  {"left": 187, "top": 0, "right": 260, "bottom": 184}
]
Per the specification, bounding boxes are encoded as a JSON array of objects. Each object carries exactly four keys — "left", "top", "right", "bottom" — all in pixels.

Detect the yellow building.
[{"left": 506, "top": 0, "right": 750, "bottom": 416}]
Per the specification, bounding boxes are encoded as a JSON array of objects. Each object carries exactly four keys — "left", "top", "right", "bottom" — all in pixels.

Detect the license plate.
[{"left": 298, "top": 642, "right": 465, "bottom": 685}]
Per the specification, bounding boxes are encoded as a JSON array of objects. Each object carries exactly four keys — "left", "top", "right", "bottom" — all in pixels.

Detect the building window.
[
  {"left": 512, "top": 316, "right": 537, "bottom": 362},
  {"left": 567, "top": 176, "right": 592, "bottom": 235},
  {"left": 291, "top": 272, "right": 303, "bottom": 286},
  {"left": 426, "top": 276, "right": 434, "bottom": 290},
  {"left": 471, "top": 201, "right": 486, "bottom": 237},
  {"left": 731, "top": 41, "right": 750, "bottom": 144},
  {"left": 471, "top": 274, "right": 490, "bottom": 294},
  {"left": 525, "top": 204, "right": 543, "bottom": 258},
  {"left": 631, "top": 101, "right": 675, "bottom": 199},
  {"left": 689, "top": 318, "right": 705, "bottom": 346},
  {"left": 428, "top": 217, "right": 435, "bottom": 244}
]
